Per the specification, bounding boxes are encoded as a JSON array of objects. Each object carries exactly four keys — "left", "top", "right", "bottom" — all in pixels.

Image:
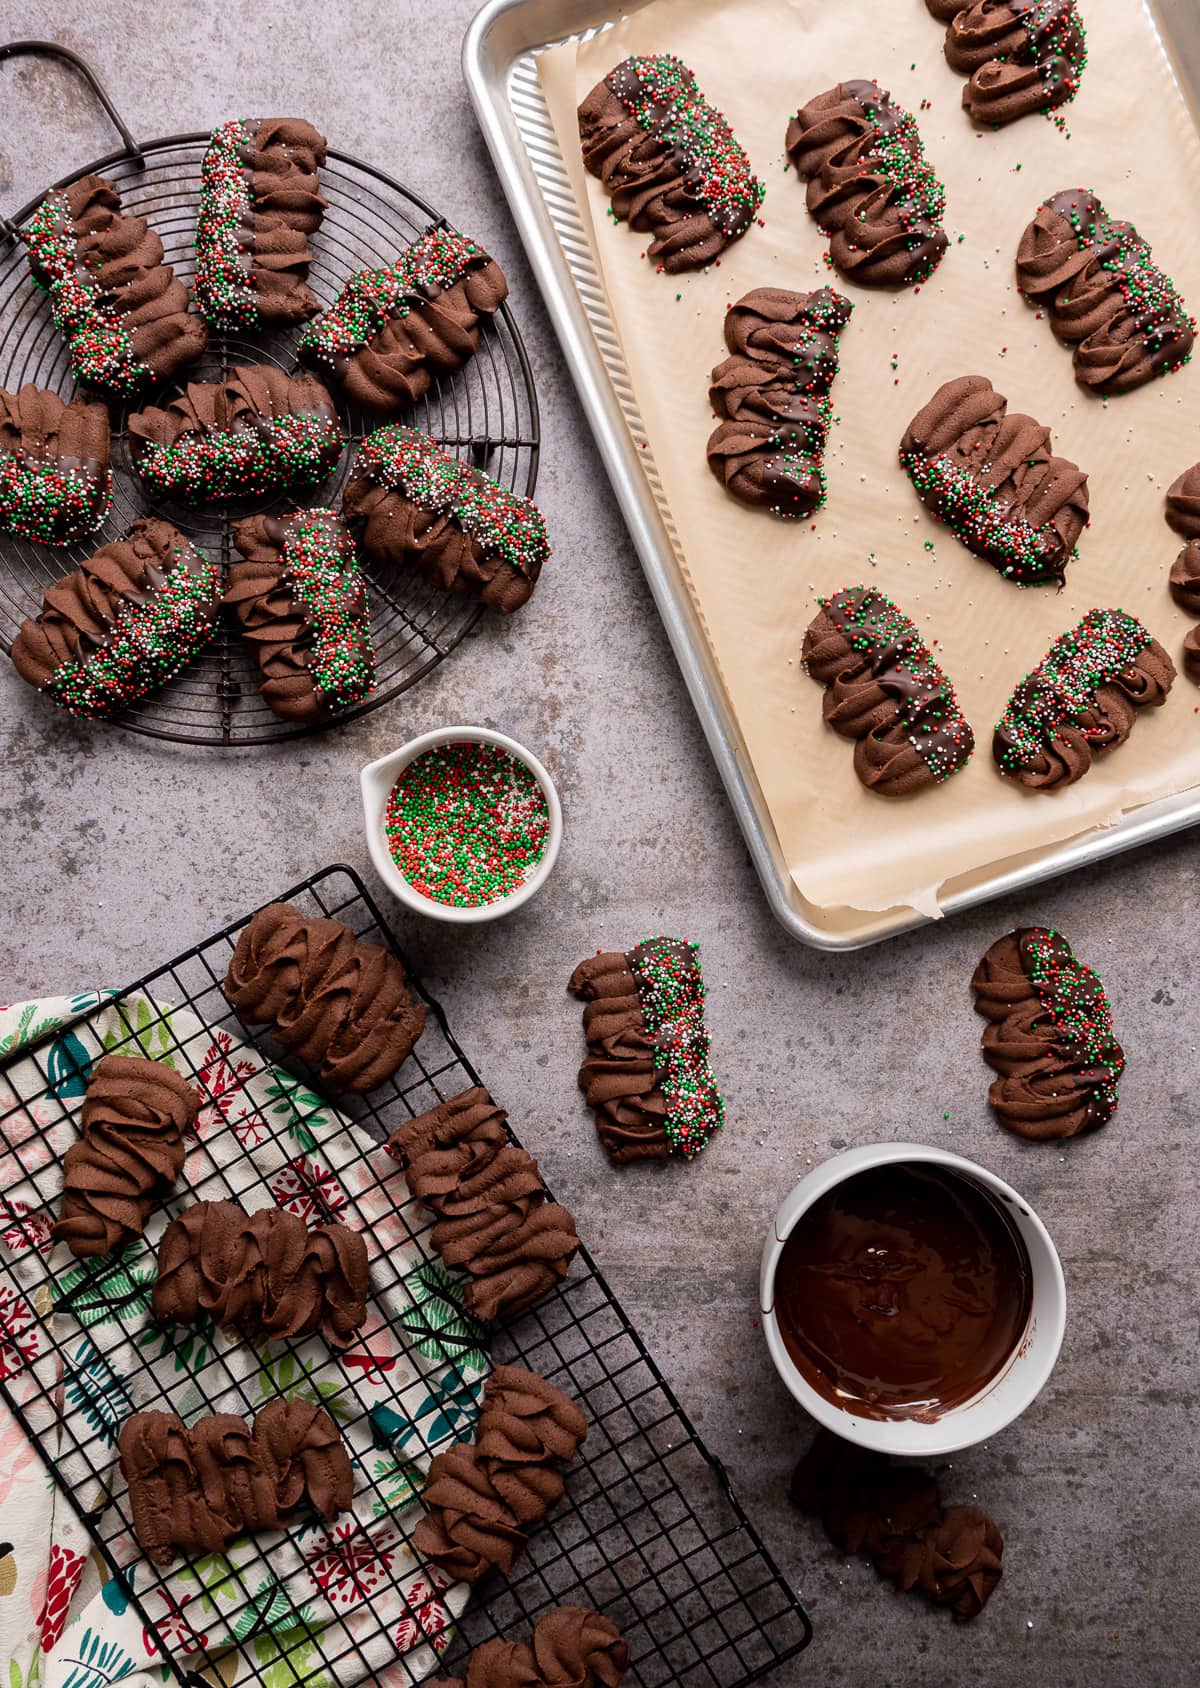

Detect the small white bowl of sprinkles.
[{"left": 360, "top": 726, "right": 562, "bottom": 923}]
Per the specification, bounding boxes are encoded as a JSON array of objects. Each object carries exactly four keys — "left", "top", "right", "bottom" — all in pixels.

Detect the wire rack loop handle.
[{"left": 0, "top": 40, "right": 142, "bottom": 239}]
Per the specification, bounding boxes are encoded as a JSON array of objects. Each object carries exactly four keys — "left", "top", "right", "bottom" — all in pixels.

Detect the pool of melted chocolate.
[{"left": 773, "top": 1162, "right": 1032, "bottom": 1422}]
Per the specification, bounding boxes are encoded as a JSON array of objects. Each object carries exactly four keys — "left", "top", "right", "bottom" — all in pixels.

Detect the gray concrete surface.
[{"left": 0, "top": 4, "right": 1196, "bottom": 1685}]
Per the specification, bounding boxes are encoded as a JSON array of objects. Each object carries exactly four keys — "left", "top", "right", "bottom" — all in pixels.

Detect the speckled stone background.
[{"left": 0, "top": 4, "right": 1197, "bottom": 1685}]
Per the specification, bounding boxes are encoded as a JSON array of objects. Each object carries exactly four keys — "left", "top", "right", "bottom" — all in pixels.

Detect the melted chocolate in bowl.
[{"left": 773, "top": 1163, "right": 1033, "bottom": 1422}]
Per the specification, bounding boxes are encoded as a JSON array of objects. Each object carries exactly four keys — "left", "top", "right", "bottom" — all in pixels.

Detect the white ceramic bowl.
[
  {"left": 360, "top": 725, "right": 563, "bottom": 925},
  {"left": 760, "top": 1142, "right": 1066, "bottom": 1456}
]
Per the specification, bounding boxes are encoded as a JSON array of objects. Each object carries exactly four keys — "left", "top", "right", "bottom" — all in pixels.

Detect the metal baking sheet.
[{"left": 463, "top": 0, "right": 1200, "bottom": 950}]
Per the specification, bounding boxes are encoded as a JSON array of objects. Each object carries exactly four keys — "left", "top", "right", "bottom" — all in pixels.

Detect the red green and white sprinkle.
[
  {"left": 299, "top": 226, "right": 490, "bottom": 368},
  {"left": 384, "top": 741, "right": 550, "bottom": 907},
  {"left": 355, "top": 426, "right": 549, "bottom": 579},
  {"left": 900, "top": 447, "right": 1070, "bottom": 585},
  {"left": 24, "top": 191, "right": 152, "bottom": 395},
  {"left": 277, "top": 510, "right": 374, "bottom": 709},
  {"left": 135, "top": 412, "right": 342, "bottom": 505},
  {"left": 628, "top": 935, "right": 724, "bottom": 1159},
  {"left": 608, "top": 55, "right": 764, "bottom": 237},
  {"left": 43, "top": 540, "right": 219, "bottom": 717},
  {"left": 1022, "top": 926, "right": 1122, "bottom": 1114},
  {"left": 194, "top": 118, "right": 260, "bottom": 329},
  {"left": 0, "top": 453, "right": 111, "bottom": 546}
]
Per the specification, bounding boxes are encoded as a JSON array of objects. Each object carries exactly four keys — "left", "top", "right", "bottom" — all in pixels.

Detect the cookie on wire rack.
[
  {"left": 23, "top": 172, "right": 207, "bottom": 397},
  {"left": 227, "top": 508, "right": 375, "bottom": 724},
  {"left": 343, "top": 425, "right": 549, "bottom": 613},
  {"left": 9, "top": 519, "right": 221, "bottom": 718},
  {"left": 298, "top": 223, "right": 508, "bottom": 413},
  {"left": 193, "top": 117, "right": 328, "bottom": 329},
  {"left": 429, "top": 1608, "right": 629, "bottom": 1688},
  {"left": 0, "top": 383, "right": 111, "bottom": 546},
  {"left": 128, "top": 366, "right": 342, "bottom": 505}
]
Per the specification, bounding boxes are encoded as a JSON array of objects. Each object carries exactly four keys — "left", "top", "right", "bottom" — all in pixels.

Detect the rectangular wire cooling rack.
[{"left": 0, "top": 864, "right": 811, "bottom": 1687}]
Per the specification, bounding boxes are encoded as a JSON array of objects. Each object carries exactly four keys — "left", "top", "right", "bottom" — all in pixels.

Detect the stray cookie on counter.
[
  {"left": 568, "top": 937, "right": 723, "bottom": 1165},
  {"left": 972, "top": 926, "right": 1124, "bottom": 1139}
]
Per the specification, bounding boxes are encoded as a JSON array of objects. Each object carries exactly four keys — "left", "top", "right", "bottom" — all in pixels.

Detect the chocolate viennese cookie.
[
  {"left": 786, "top": 81, "right": 948, "bottom": 288},
  {"left": 343, "top": 426, "right": 549, "bottom": 613},
  {"left": 129, "top": 366, "right": 342, "bottom": 506},
  {"left": 579, "top": 54, "right": 763, "bottom": 274},
  {"left": 1016, "top": 189, "right": 1193, "bottom": 396},
  {"left": 568, "top": 938, "right": 724, "bottom": 1165},
  {"left": 0, "top": 383, "right": 111, "bottom": 546},
  {"left": 430, "top": 1607, "right": 629, "bottom": 1688},
  {"left": 24, "top": 174, "right": 207, "bottom": 397},
  {"left": 413, "top": 1365, "right": 586, "bottom": 1585},
  {"left": 993, "top": 608, "right": 1175, "bottom": 789},
  {"left": 706, "top": 286, "right": 852, "bottom": 519},
  {"left": 900, "top": 375, "right": 1089, "bottom": 586},
  {"left": 223, "top": 900, "right": 425, "bottom": 1092},
  {"left": 121, "top": 1398, "right": 352, "bottom": 1566},
  {"left": 195, "top": 117, "right": 327, "bottom": 329},
  {"left": 802, "top": 587, "right": 975, "bottom": 796},
  {"left": 227, "top": 509, "right": 375, "bottom": 723},
  {"left": 10, "top": 519, "right": 221, "bottom": 718},
  {"left": 792, "top": 1429, "right": 1004, "bottom": 1621},
  {"left": 930, "top": 0, "right": 1086, "bottom": 127},
  {"left": 152, "top": 1198, "right": 369, "bottom": 1350},
  {"left": 52, "top": 1053, "right": 197, "bottom": 1257},
  {"left": 1166, "top": 465, "right": 1200, "bottom": 680},
  {"left": 972, "top": 926, "right": 1125, "bottom": 1139},
  {"left": 388, "top": 1087, "right": 580, "bottom": 1322},
  {"left": 299, "top": 225, "right": 508, "bottom": 413}
]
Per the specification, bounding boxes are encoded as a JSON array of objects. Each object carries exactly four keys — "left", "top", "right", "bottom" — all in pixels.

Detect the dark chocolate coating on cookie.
[
  {"left": 802, "top": 586, "right": 974, "bottom": 795},
  {"left": 935, "top": 0, "right": 1085, "bottom": 127},
  {"left": 786, "top": 81, "right": 948, "bottom": 288},
  {"left": 972, "top": 926, "right": 1124, "bottom": 1138},
  {"left": 1016, "top": 190, "right": 1193, "bottom": 396},
  {"left": 900, "top": 375, "right": 1088, "bottom": 585}
]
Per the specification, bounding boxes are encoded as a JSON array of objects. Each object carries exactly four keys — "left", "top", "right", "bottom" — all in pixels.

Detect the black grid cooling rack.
[
  {"left": 0, "top": 864, "right": 811, "bottom": 1688},
  {"left": 0, "top": 41, "right": 540, "bottom": 746}
]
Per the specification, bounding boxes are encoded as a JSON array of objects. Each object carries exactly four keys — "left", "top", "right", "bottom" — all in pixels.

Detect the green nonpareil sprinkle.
[{"left": 628, "top": 936, "right": 724, "bottom": 1159}]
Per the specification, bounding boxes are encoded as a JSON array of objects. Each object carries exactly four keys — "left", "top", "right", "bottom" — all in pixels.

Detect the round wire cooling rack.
[{"left": 0, "top": 42, "right": 541, "bottom": 747}]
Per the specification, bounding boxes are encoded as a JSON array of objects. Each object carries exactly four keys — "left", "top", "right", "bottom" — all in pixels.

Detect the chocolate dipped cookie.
[
  {"left": 194, "top": 118, "right": 327, "bottom": 328},
  {"left": 24, "top": 174, "right": 206, "bottom": 397},
  {"left": 129, "top": 366, "right": 342, "bottom": 505},
  {"left": 1167, "top": 465, "right": 1200, "bottom": 680},
  {"left": 929, "top": 0, "right": 1086, "bottom": 127},
  {"left": 802, "top": 587, "right": 975, "bottom": 795},
  {"left": 993, "top": 608, "right": 1174, "bottom": 789},
  {"left": 152, "top": 1198, "right": 369, "bottom": 1349},
  {"left": 900, "top": 375, "right": 1089, "bottom": 585},
  {"left": 227, "top": 509, "right": 374, "bottom": 723},
  {"left": 568, "top": 937, "right": 724, "bottom": 1165},
  {"left": 299, "top": 225, "right": 508, "bottom": 413},
  {"left": 1016, "top": 190, "right": 1193, "bottom": 395},
  {"left": 223, "top": 900, "right": 425, "bottom": 1093},
  {"left": 52, "top": 1054, "right": 197, "bottom": 1257},
  {"left": 706, "top": 286, "right": 852, "bottom": 518},
  {"left": 792, "top": 1430, "right": 1004, "bottom": 1620},
  {"left": 414, "top": 1365, "right": 586, "bottom": 1584},
  {"left": 388, "top": 1087, "right": 580, "bottom": 1322},
  {"left": 121, "top": 1398, "right": 352, "bottom": 1566},
  {"left": 578, "top": 54, "right": 763, "bottom": 274},
  {"left": 343, "top": 426, "right": 548, "bottom": 613},
  {"left": 785, "top": 81, "right": 948, "bottom": 288},
  {"left": 430, "top": 1608, "right": 628, "bottom": 1688},
  {"left": 10, "top": 520, "right": 220, "bottom": 718},
  {"left": 0, "top": 383, "right": 110, "bottom": 546},
  {"left": 972, "top": 926, "right": 1124, "bottom": 1138}
]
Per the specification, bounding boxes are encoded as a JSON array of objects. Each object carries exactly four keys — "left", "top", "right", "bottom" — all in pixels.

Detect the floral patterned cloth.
[{"left": 0, "top": 992, "right": 489, "bottom": 1688}]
